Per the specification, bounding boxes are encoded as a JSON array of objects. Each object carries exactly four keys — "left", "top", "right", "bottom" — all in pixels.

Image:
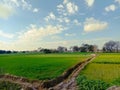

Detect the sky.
[{"left": 0, "top": 0, "right": 120, "bottom": 51}]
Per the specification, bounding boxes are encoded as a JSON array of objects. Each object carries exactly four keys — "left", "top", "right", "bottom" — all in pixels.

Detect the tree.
[
  {"left": 103, "top": 41, "right": 120, "bottom": 52},
  {"left": 40, "top": 49, "right": 52, "bottom": 54},
  {"left": 80, "top": 44, "right": 98, "bottom": 52},
  {"left": 70, "top": 46, "right": 80, "bottom": 52},
  {"left": 57, "top": 46, "right": 67, "bottom": 53},
  {"left": 89, "top": 45, "right": 98, "bottom": 52},
  {"left": 80, "top": 44, "right": 89, "bottom": 52}
]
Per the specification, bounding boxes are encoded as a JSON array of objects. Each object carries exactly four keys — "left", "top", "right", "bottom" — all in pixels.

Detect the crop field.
[
  {"left": 77, "top": 53, "right": 120, "bottom": 90},
  {"left": 0, "top": 53, "right": 89, "bottom": 80}
]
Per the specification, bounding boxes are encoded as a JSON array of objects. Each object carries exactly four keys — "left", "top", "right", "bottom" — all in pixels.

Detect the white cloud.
[
  {"left": 41, "top": 40, "right": 79, "bottom": 49},
  {"left": 66, "top": 2, "right": 78, "bottom": 14},
  {"left": 33, "top": 8, "right": 39, "bottom": 13},
  {"left": 64, "top": 17, "right": 70, "bottom": 23},
  {"left": 3, "top": 0, "right": 32, "bottom": 11},
  {"left": 0, "top": 0, "right": 34, "bottom": 19},
  {"left": 105, "top": 4, "right": 116, "bottom": 12},
  {"left": 45, "top": 12, "right": 56, "bottom": 22},
  {"left": 57, "top": 4, "right": 64, "bottom": 9},
  {"left": 51, "top": 36, "right": 62, "bottom": 40},
  {"left": 10, "top": 0, "right": 19, "bottom": 7},
  {"left": 84, "top": 17, "right": 108, "bottom": 32},
  {"left": 0, "top": 25, "right": 65, "bottom": 51},
  {"left": 0, "top": 3, "right": 14, "bottom": 19},
  {"left": 49, "top": 12, "right": 56, "bottom": 20},
  {"left": 73, "top": 19, "right": 81, "bottom": 26},
  {"left": 18, "top": 25, "right": 64, "bottom": 41},
  {"left": 20, "top": 0, "right": 32, "bottom": 10},
  {"left": 7, "top": 24, "right": 65, "bottom": 50},
  {"left": 85, "top": 0, "right": 95, "bottom": 7},
  {"left": 57, "top": 4, "right": 65, "bottom": 13},
  {"left": 57, "top": 18, "right": 64, "bottom": 23},
  {"left": 65, "top": 33, "right": 76, "bottom": 36},
  {"left": 57, "top": 0, "right": 78, "bottom": 15},
  {"left": 115, "top": 0, "right": 120, "bottom": 4},
  {"left": 0, "top": 30, "right": 14, "bottom": 38},
  {"left": 7, "top": 0, "right": 32, "bottom": 10},
  {"left": 63, "top": 0, "right": 69, "bottom": 4},
  {"left": 0, "top": 37, "right": 113, "bottom": 50},
  {"left": 56, "top": 17, "right": 70, "bottom": 24}
]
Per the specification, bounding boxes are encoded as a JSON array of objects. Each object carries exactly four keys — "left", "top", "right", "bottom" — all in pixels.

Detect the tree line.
[
  {"left": 0, "top": 40, "right": 120, "bottom": 54},
  {"left": 38, "top": 40, "right": 120, "bottom": 54}
]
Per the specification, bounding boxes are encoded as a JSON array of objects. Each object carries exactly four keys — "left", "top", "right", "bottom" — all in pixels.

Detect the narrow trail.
[
  {"left": 0, "top": 55, "right": 95, "bottom": 90},
  {"left": 49, "top": 56, "right": 95, "bottom": 90}
]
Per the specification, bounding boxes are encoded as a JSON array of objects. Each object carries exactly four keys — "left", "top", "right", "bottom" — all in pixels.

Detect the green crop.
[
  {"left": 0, "top": 53, "right": 89, "bottom": 80},
  {"left": 77, "top": 53, "right": 120, "bottom": 90}
]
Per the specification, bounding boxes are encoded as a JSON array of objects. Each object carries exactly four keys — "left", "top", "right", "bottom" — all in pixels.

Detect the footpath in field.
[
  {"left": 0, "top": 55, "right": 95, "bottom": 90},
  {"left": 49, "top": 56, "right": 95, "bottom": 90}
]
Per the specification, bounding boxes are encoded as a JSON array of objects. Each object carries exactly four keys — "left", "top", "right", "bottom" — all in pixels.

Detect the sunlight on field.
[
  {"left": 80, "top": 53, "right": 120, "bottom": 82},
  {"left": 93, "top": 53, "right": 120, "bottom": 63},
  {"left": 82, "top": 63, "right": 120, "bottom": 82},
  {"left": 77, "top": 53, "right": 120, "bottom": 90}
]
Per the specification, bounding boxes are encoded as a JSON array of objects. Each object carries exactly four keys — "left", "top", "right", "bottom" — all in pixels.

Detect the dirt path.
[
  {"left": 107, "top": 86, "right": 120, "bottom": 90},
  {"left": 0, "top": 56, "right": 95, "bottom": 90},
  {"left": 49, "top": 56, "right": 95, "bottom": 90}
]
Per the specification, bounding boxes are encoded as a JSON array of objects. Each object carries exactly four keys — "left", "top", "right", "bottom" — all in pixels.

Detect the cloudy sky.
[{"left": 0, "top": 0, "right": 120, "bottom": 50}]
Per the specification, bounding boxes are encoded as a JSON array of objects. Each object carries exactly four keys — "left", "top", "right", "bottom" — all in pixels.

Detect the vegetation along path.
[{"left": 0, "top": 55, "right": 95, "bottom": 90}]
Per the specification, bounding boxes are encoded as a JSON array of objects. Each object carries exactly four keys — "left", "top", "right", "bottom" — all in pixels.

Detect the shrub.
[{"left": 76, "top": 75, "right": 110, "bottom": 90}]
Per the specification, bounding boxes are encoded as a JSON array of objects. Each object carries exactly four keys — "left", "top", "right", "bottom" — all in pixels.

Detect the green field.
[
  {"left": 0, "top": 53, "right": 89, "bottom": 80},
  {"left": 77, "top": 53, "right": 120, "bottom": 90},
  {"left": 1, "top": 53, "right": 119, "bottom": 89}
]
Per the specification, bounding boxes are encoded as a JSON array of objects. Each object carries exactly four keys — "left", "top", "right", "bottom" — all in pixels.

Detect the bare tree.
[{"left": 103, "top": 41, "right": 120, "bottom": 52}]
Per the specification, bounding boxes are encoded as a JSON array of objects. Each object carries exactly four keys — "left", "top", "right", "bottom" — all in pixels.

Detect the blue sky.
[{"left": 0, "top": 0, "right": 120, "bottom": 50}]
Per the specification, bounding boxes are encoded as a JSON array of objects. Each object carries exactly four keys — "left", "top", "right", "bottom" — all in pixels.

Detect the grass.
[
  {"left": 93, "top": 53, "right": 120, "bottom": 64},
  {"left": 80, "top": 63, "right": 120, "bottom": 82},
  {"left": 77, "top": 53, "right": 120, "bottom": 90},
  {"left": 0, "top": 53, "right": 89, "bottom": 80}
]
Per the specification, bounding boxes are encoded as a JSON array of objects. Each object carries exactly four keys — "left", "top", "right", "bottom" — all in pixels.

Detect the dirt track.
[
  {"left": 50, "top": 56, "right": 95, "bottom": 90},
  {"left": 0, "top": 56, "right": 95, "bottom": 90}
]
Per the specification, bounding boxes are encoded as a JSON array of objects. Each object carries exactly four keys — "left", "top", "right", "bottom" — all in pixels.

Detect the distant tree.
[
  {"left": 70, "top": 46, "right": 80, "bottom": 52},
  {"left": 0, "top": 50, "right": 6, "bottom": 54},
  {"left": 103, "top": 41, "right": 120, "bottom": 52},
  {"left": 80, "top": 44, "right": 89, "bottom": 52},
  {"left": 6, "top": 51, "right": 12, "bottom": 54},
  {"left": 80, "top": 44, "right": 98, "bottom": 52},
  {"left": 0, "top": 50, "right": 12, "bottom": 54},
  {"left": 89, "top": 45, "right": 98, "bottom": 52},
  {"left": 40, "top": 49, "right": 52, "bottom": 54},
  {"left": 57, "top": 46, "right": 67, "bottom": 53},
  {"left": 12, "top": 51, "right": 18, "bottom": 53}
]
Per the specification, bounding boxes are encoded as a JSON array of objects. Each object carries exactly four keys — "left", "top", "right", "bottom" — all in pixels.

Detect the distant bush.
[{"left": 76, "top": 75, "right": 110, "bottom": 90}]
